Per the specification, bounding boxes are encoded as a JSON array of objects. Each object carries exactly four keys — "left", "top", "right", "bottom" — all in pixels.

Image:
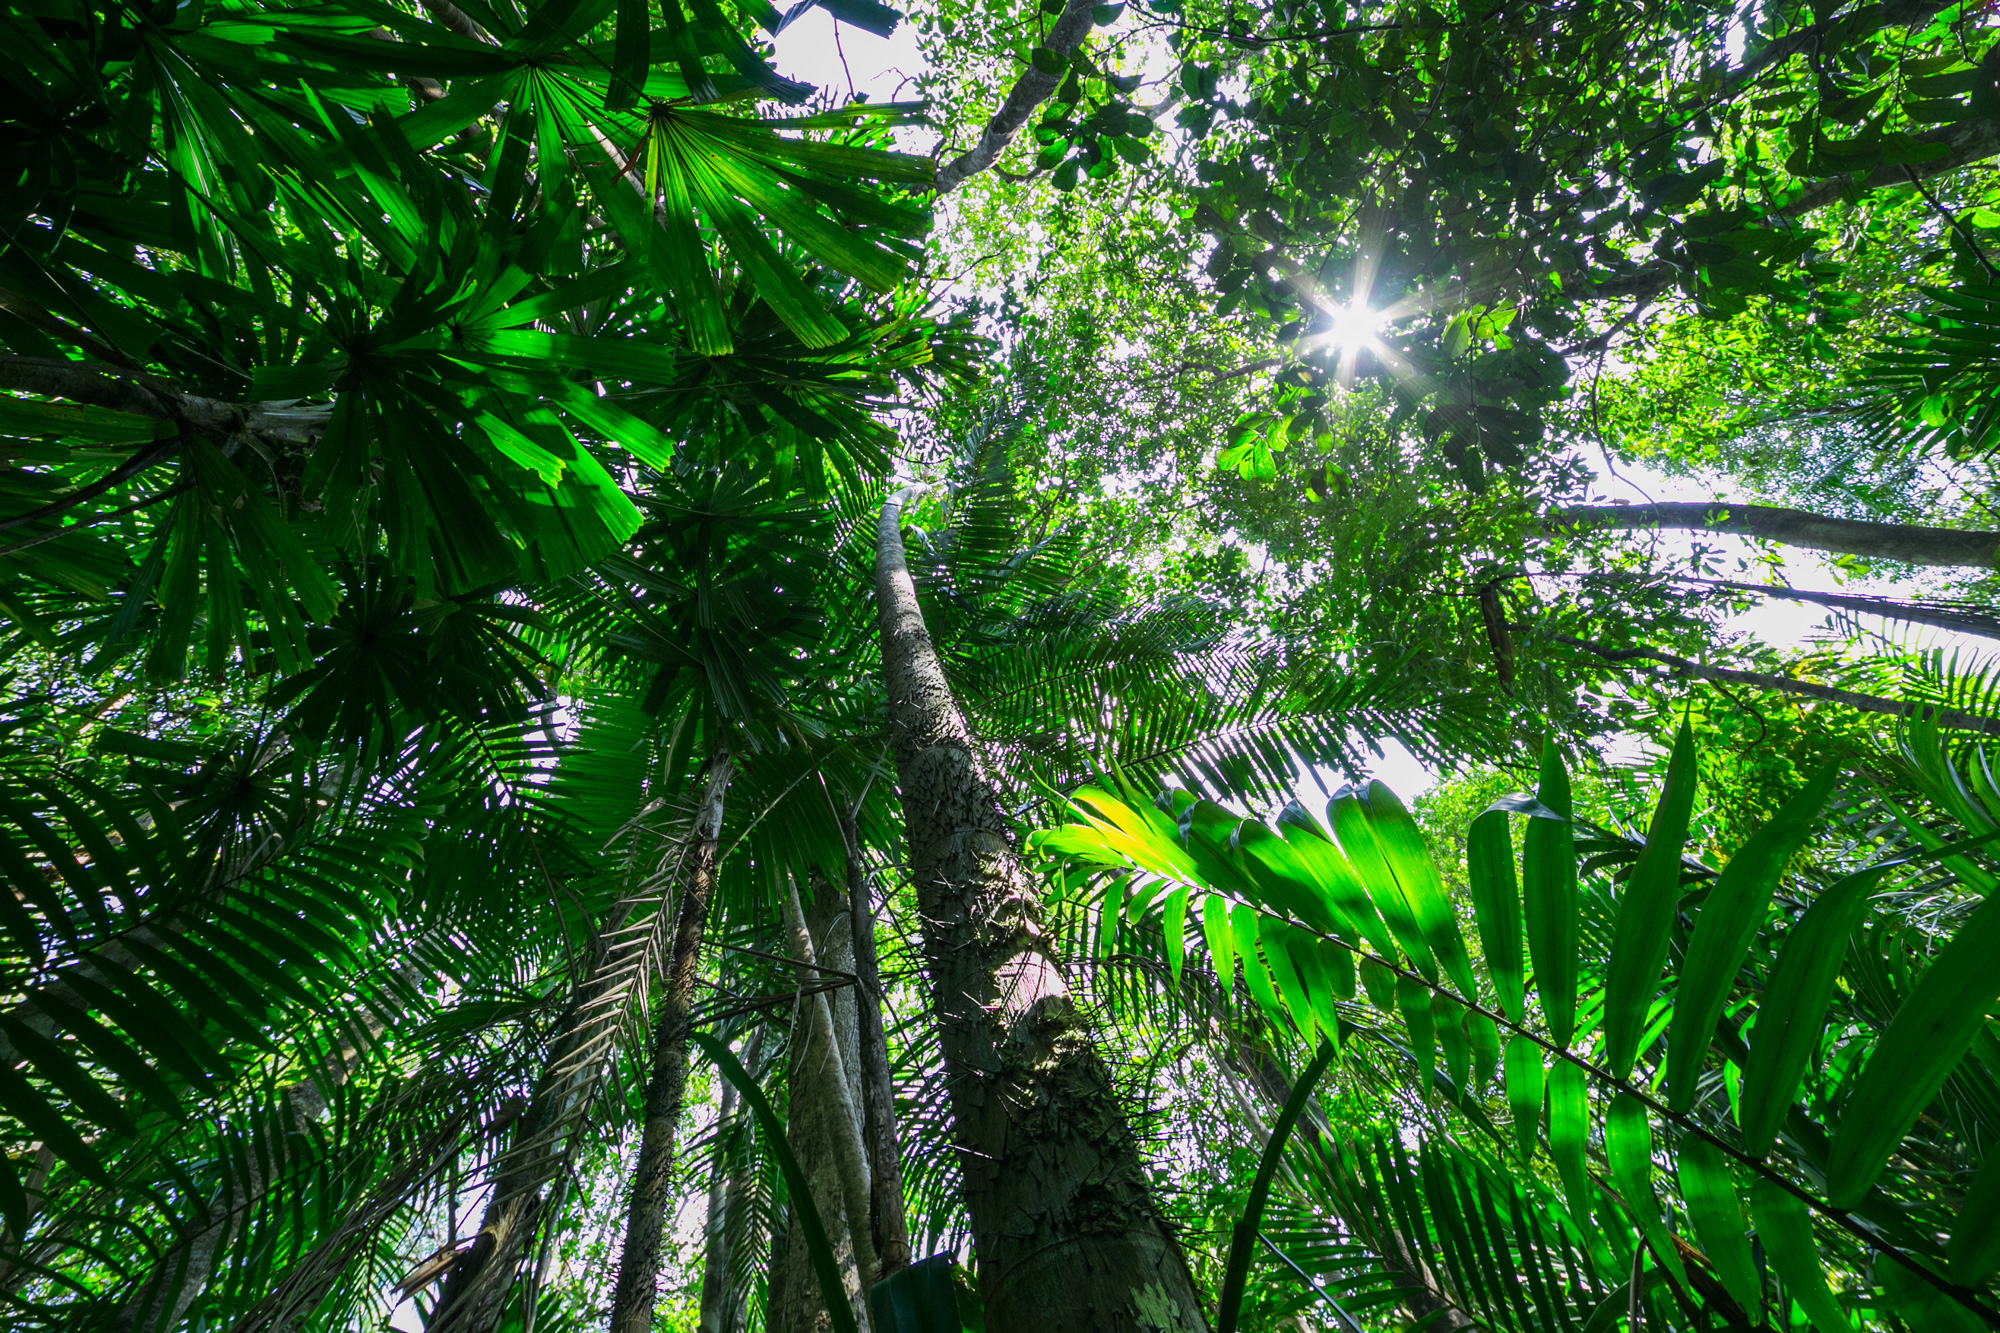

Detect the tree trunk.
[
  {"left": 1551, "top": 501, "right": 2000, "bottom": 568},
  {"left": 769, "top": 886, "right": 873, "bottom": 1333},
  {"left": 698, "top": 1026, "right": 766, "bottom": 1333},
  {"left": 873, "top": 485, "right": 1208, "bottom": 1333},
  {"left": 837, "top": 812, "right": 912, "bottom": 1276},
  {"left": 785, "top": 873, "right": 881, "bottom": 1291},
  {"left": 608, "top": 749, "right": 736, "bottom": 1333}
]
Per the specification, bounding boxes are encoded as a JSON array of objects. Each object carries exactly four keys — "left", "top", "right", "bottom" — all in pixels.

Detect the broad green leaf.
[
  {"left": 1274, "top": 807, "right": 1399, "bottom": 958},
  {"left": 1949, "top": 1149, "right": 2000, "bottom": 1284},
  {"left": 1880, "top": 1252, "right": 1986, "bottom": 1333},
  {"left": 1603, "top": 721, "right": 1698, "bottom": 1080},
  {"left": 1203, "top": 894, "right": 1235, "bottom": 1002},
  {"left": 1505, "top": 1036, "right": 1542, "bottom": 1159},
  {"left": 1548, "top": 1059, "right": 1590, "bottom": 1219},
  {"left": 1467, "top": 806, "right": 1524, "bottom": 1020},
  {"left": 1287, "top": 934, "right": 1346, "bottom": 1040},
  {"left": 1826, "top": 888, "right": 2000, "bottom": 1208},
  {"left": 1606, "top": 1092, "right": 1687, "bottom": 1285},
  {"left": 1396, "top": 974, "right": 1435, "bottom": 1091},
  {"left": 1315, "top": 938, "right": 1355, "bottom": 1000},
  {"left": 1678, "top": 1135, "right": 1761, "bottom": 1319},
  {"left": 1667, "top": 763, "right": 1837, "bottom": 1112},
  {"left": 1233, "top": 903, "right": 1283, "bottom": 1024},
  {"left": 1435, "top": 992, "right": 1469, "bottom": 1090},
  {"left": 1360, "top": 781, "right": 1479, "bottom": 1000},
  {"left": 1739, "top": 866, "right": 1886, "bottom": 1155},
  {"left": 1329, "top": 787, "right": 1438, "bottom": 981},
  {"left": 1467, "top": 1011, "right": 1500, "bottom": 1090},
  {"left": 1524, "top": 743, "right": 1579, "bottom": 1047},
  {"left": 1164, "top": 885, "right": 1191, "bottom": 991},
  {"left": 1358, "top": 954, "right": 1397, "bottom": 1011},
  {"left": 1750, "top": 1177, "right": 1848, "bottom": 1333},
  {"left": 1233, "top": 819, "right": 1346, "bottom": 933},
  {"left": 1260, "top": 916, "right": 1317, "bottom": 1043}
]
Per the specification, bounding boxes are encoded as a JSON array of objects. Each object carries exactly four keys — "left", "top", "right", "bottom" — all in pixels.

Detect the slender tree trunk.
[
  {"left": 770, "top": 889, "right": 872, "bottom": 1333},
  {"left": 608, "top": 750, "right": 736, "bottom": 1333},
  {"left": 698, "top": 1026, "right": 766, "bottom": 1333},
  {"left": 1555, "top": 634, "right": 2000, "bottom": 735},
  {"left": 873, "top": 486, "right": 1208, "bottom": 1333},
  {"left": 1551, "top": 500, "right": 2000, "bottom": 568},
  {"left": 836, "top": 813, "right": 912, "bottom": 1275},
  {"left": 785, "top": 874, "right": 881, "bottom": 1292}
]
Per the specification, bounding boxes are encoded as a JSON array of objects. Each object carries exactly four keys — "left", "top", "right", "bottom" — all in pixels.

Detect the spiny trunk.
[
  {"left": 698, "top": 1027, "right": 765, "bottom": 1333},
  {"left": 873, "top": 486, "right": 1207, "bottom": 1333},
  {"left": 785, "top": 873, "right": 880, "bottom": 1295},
  {"left": 608, "top": 750, "right": 735, "bottom": 1333},
  {"left": 1551, "top": 500, "right": 2000, "bottom": 568},
  {"left": 836, "top": 813, "right": 911, "bottom": 1275},
  {"left": 770, "top": 888, "right": 872, "bottom": 1333},
  {"left": 1555, "top": 634, "right": 2000, "bottom": 735}
]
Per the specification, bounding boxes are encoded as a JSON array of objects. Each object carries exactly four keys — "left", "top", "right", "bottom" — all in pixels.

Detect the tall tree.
[{"left": 873, "top": 484, "right": 1208, "bottom": 1333}]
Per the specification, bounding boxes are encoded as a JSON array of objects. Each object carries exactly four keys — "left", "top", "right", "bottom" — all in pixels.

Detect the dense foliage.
[{"left": 10, "top": 0, "right": 2000, "bottom": 1328}]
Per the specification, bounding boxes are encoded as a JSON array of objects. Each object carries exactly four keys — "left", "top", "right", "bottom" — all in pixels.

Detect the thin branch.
[
  {"left": 933, "top": 0, "right": 1098, "bottom": 194},
  {"left": 1553, "top": 633, "right": 2000, "bottom": 736}
]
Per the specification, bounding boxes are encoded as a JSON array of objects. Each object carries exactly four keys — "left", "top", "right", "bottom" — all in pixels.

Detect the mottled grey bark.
[
  {"left": 1551, "top": 500, "right": 2000, "bottom": 568},
  {"left": 609, "top": 750, "right": 736, "bottom": 1333},
  {"left": 770, "top": 887, "right": 872, "bottom": 1333},
  {"left": 785, "top": 875, "right": 880, "bottom": 1293},
  {"left": 873, "top": 486, "right": 1207, "bottom": 1333},
  {"left": 835, "top": 816, "right": 911, "bottom": 1276}
]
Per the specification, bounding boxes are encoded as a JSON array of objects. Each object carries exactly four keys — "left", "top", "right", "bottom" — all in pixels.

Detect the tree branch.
[
  {"left": 0, "top": 355, "right": 329, "bottom": 534},
  {"left": 1553, "top": 633, "right": 2000, "bottom": 735},
  {"left": 1550, "top": 500, "right": 2000, "bottom": 568},
  {"left": 933, "top": 0, "right": 1099, "bottom": 195}
]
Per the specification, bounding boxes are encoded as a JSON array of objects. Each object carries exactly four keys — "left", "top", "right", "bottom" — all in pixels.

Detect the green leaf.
[
  {"left": 1358, "top": 781, "right": 1479, "bottom": 1001},
  {"left": 1164, "top": 885, "right": 1190, "bottom": 991},
  {"left": 1880, "top": 1253, "right": 1986, "bottom": 1333},
  {"left": 1505, "top": 1035, "right": 1543, "bottom": 1159},
  {"left": 1258, "top": 917, "right": 1314, "bottom": 1041},
  {"left": 1328, "top": 788, "right": 1437, "bottom": 980},
  {"left": 1435, "top": 992, "right": 1469, "bottom": 1090},
  {"left": 1603, "top": 720, "right": 1699, "bottom": 1080},
  {"left": 1467, "top": 806, "right": 1524, "bottom": 1021},
  {"left": 1826, "top": 887, "right": 2000, "bottom": 1208},
  {"left": 1031, "top": 46, "right": 1066, "bottom": 76},
  {"left": 693, "top": 1031, "right": 856, "bottom": 1333},
  {"left": 1949, "top": 1148, "right": 2000, "bottom": 1284},
  {"left": 1359, "top": 954, "right": 1397, "bottom": 1010},
  {"left": 1216, "top": 1039, "right": 1337, "bottom": 1333},
  {"left": 1739, "top": 865, "right": 1886, "bottom": 1155},
  {"left": 1524, "top": 743, "right": 1579, "bottom": 1047},
  {"left": 1396, "top": 974, "right": 1435, "bottom": 1090},
  {"left": 1749, "top": 1177, "right": 1848, "bottom": 1333},
  {"left": 1233, "top": 903, "right": 1283, "bottom": 1025},
  {"left": 1606, "top": 1093, "right": 1688, "bottom": 1285},
  {"left": 1548, "top": 1059, "right": 1590, "bottom": 1219},
  {"left": 1467, "top": 1010, "right": 1500, "bottom": 1091},
  {"left": 1203, "top": 893, "right": 1235, "bottom": 1003},
  {"left": 1679, "top": 1135, "right": 1761, "bottom": 1319},
  {"left": 1667, "top": 763, "right": 1836, "bottom": 1112}
]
